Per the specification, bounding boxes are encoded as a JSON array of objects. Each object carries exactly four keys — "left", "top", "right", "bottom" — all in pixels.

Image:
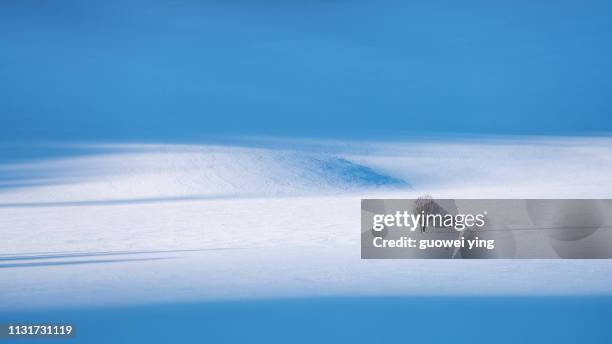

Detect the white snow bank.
[
  {"left": 1, "top": 137, "right": 612, "bottom": 311},
  {"left": 0, "top": 144, "right": 406, "bottom": 204}
]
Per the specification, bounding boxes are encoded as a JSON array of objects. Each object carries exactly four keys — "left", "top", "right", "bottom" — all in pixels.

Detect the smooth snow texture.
[{"left": 1, "top": 138, "right": 612, "bottom": 311}]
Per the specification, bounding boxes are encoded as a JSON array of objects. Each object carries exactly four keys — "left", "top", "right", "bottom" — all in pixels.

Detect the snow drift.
[{"left": 0, "top": 144, "right": 407, "bottom": 205}]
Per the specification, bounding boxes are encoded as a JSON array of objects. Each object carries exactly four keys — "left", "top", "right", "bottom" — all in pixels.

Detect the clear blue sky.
[{"left": 2, "top": 1, "right": 612, "bottom": 141}]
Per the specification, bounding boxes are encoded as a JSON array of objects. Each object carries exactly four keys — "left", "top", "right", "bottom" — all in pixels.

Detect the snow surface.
[{"left": 1, "top": 138, "right": 612, "bottom": 311}]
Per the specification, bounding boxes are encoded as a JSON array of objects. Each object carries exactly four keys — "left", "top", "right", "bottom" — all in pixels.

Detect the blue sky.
[{"left": 1, "top": 1, "right": 612, "bottom": 141}]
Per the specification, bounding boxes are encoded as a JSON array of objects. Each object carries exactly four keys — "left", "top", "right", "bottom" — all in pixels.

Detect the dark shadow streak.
[
  {"left": 0, "top": 257, "right": 171, "bottom": 269},
  {"left": 0, "top": 194, "right": 261, "bottom": 208},
  {"left": 0, "top": 248, "right": 247, "bottom": 262}
]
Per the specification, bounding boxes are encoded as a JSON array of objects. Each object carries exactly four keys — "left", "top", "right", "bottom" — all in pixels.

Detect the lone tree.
[{"left": 413, "top": 195, "right": 448, "bottom": 232}]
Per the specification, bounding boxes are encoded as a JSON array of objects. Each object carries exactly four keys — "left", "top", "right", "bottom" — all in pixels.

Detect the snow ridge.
[{"left": 0, "top": 144, "right": 407, "bottom": 204}]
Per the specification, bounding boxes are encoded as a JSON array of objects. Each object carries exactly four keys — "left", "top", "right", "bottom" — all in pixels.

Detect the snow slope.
[
  {"left": 1, "top": 138, "right": 612, "bottom": 311},
  {"left": 0, "top": 144, "right": 406, "bottom": 205}
]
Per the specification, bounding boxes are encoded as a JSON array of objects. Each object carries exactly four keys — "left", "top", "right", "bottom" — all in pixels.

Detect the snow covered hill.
[
  {"left": 0, "top": 144, "right": 407, "bottom": 205},
  {"left": 1, "top": 138, "right": 612, "bottom": 311}
]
